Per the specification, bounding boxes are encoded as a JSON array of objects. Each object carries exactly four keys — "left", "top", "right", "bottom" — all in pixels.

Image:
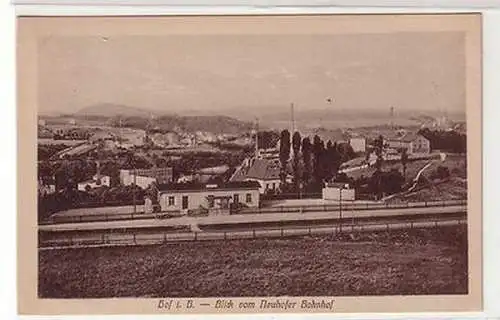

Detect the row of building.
[
  {"left": 75, "top": 166, "right": 174, "bottom": 192},
  {"left": 148, "top": 180, "right": 354, "bottom": 215},
  {"left": 346, "top": 132, "right": 430, "bottom": 155}
]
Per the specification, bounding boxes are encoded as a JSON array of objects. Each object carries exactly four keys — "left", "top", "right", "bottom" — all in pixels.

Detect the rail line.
[
  {"left": 40, "top": 205, "right": 467, "bottom": 233},
  {"left": 45, "top": 199, "right": 467, "bottom": 224},
  {"left": 39, "top": 211, "right": 466, "bottom": 249}
]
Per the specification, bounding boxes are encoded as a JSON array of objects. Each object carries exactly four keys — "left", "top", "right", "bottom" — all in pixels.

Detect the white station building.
[{"left": 157, "top": 181, "right": 261, "bottom": 215}]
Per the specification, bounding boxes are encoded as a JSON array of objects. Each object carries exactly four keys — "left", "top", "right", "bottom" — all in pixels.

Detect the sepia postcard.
[{"left": 17, "top": 13, "right": 482, "bottom": 315}]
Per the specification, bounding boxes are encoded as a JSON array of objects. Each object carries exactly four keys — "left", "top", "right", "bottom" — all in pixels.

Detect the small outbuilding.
[{"left": 322, "top": 182, "right": 356, "bottom": 201}]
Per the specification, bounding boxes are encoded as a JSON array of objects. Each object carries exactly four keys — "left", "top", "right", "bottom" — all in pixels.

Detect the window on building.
[
  {"left": 246, "top": 193, "right": 252, "bottom": 203},
  {"left": 207, "top": 195, "right": 214, "bottom": 208},
  {"left": 266, "top": 184, "right": 270, "bottom": 190},
  {"left": 168, "top": 196, "right": 175, "bottom": 206},
  {"left": 182, "top": 196, "right": 188, "bottom": 209},
  {"left": 272, "top": 183, "right": 276, "bottom": 190},
  {"left": 233, "top": 194, "right": 239, "bottom": 204}
]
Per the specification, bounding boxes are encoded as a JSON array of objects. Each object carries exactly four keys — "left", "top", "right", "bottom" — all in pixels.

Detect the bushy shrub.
[{"left": 430, "top": 165, "right": 450, "bottom": 180}]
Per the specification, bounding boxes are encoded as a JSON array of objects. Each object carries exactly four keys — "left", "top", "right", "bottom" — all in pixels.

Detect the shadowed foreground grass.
[{"left": 39, "top": 225, "right": 467, "bottom": 298}]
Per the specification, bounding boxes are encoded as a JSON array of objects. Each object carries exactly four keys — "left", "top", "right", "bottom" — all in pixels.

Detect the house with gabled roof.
[
  {"left": 385, "top": 131, "right": 430, "bottom": 155},
  {"left": 230, "top": 158, "right": 292, "bottom": 194}
]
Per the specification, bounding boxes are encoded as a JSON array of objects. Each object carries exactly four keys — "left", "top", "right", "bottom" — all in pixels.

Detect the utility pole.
[
  {"left": 133, "top": 165, "right": 137, "bottom": 215},
  {"left": 119, "top": 116, "right": 122, "bottom": 147},
  {"left": 339, "top": 184, "right": 343, "bottom": 233},
  {"left": 290, "top": 102, "right": 295, "bottom": 135},
  {"left": 129, "top": 151, "right": 137, "bottom": 215}
]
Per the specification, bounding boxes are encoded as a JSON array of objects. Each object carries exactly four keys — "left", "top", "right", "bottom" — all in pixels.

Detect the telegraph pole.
[
  {"left": 339, "top": 185, "right": 343, "bottom": 233},
  {"left": 133, "top": 165, "right": 137, "bottom": 215},
  {"left": 129, "top": 151, "right": 137, "bottom": 215}
]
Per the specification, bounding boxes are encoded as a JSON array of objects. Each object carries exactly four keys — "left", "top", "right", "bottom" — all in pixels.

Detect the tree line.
[
  {"left": 418, "top": 128, "right": 466, "bottom": 153},
  {"left": 38, "top": 185, "right": 146, "bottom": 222},
  {"left": 276, "top": 131, "right": 415, "bottom": 199},
  {"left": 278, "top": 129, "right": 356, "bottom": 193}
]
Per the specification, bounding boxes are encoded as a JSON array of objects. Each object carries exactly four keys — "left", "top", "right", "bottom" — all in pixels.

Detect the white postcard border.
[{"left": 5, "top": 6, "right": 500, "bottom": 320}]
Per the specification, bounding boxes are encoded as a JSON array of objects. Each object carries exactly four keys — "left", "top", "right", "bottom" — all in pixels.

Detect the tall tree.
[
  {"left": 301, "top": 137, "right": 312, "bottom": 187},
  {"left": 292, "top": 131, "right": 302, "bottom": 189},
  {"left": 145, "top": 181, "right": 160, "bottom": 204},
  {"left": 401, "top": 148, "right": 409, "bottom": 180},
  {"left": 325, "top": 140, "right": 336, "bottom": 181},
  {"left": 373, "top": 135, "right": 385, "bottom": 172},
  {"left": 372, "top": 135, "right": 386, "bottom": 199},
  {"left": 312, "top": 135, "right": 325, "bottom": 186},
  {"left": 279, "top": 129, "right": 291, "bottom": 185},
  {"left": 319, "top": 142, "right": 330, "bottom": 183},
  {"left": 338, "top": 142, "right": 356, "bottom": 163},
  {"left": 332, "top": 142, "right": 342, "bottom": 177}
]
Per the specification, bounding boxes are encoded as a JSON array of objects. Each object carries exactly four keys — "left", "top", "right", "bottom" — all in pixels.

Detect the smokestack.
[{"left": 390, "top": 106, "right": 395, "bottom": 129}]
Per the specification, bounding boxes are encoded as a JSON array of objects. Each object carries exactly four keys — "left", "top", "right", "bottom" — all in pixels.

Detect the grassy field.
[
  {"left": 346, "top": 154, "right": 466, "bottom": 182},
  {"left": 391, "top": 178, "right": 468, "bottom": 203},
  {"left": 39, "top": 225, "right": 467, "bottom": 298},
  {"left": 345, "top": 159, "right": 433, "bottom": 181}
]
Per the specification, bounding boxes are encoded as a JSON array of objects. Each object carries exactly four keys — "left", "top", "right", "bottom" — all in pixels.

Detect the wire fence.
[
  {"left": 261, "top": 193, "right": 323, "bottom": 201},
  {"left": 39, "top": 218, "right": 466, "bottom": 249},
  {"left": 239, "top": 199, "right": 467, "bottom": 215}
]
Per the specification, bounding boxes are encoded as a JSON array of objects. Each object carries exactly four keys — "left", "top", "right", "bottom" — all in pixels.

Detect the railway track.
[
  {"left": 45, "top": 199, "right": 467, "bottom": 224},
  {"left": 39, "top": 205, "right": 467, "bottom": 233},
  {"left": 39, "top": 210, "right": 466, "bottom": 249}
]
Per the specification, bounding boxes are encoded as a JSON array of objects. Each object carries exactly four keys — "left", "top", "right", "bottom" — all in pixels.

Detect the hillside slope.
[
  {"left": 75, "top": 103, "right": 158, "bottom": 118},
  {"left": 59, "top": 104, "right": 255, "bottom": 134}
]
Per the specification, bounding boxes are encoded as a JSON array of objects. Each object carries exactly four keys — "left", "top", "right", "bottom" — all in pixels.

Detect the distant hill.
[
  {"left": 75, "top": 103, "right": 159, "bottom": 118},
  {"left": 108, "top": 114, "right": 254, "bottom": 135},
  {"left": 164, "top": 115, "right": 254, "bottom": 134},
  {"left": 41, "top": 104, "right": 255, "bottom": 135}
]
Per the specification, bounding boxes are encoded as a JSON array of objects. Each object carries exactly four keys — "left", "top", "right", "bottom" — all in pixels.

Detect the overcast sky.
[{"left": 38, "top": 32, "right": 466, "bottom": 115}]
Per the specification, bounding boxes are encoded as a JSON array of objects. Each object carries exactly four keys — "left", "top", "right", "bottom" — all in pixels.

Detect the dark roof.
[
  {"left": 229, "top": 166, "right": 248, "bottom": 182},
  {"left": 325, "top": 182, "right": 351, "bottom": 189},
  {"left": 245, "top": 159, "right": 281, "bottom": 180},
  {"left": 78, "top": 179, "right": 97, "bottom": 185},
  {"left": 349, "top": 135, "right": 366, "bottom": 140},
  {"left": 134, "top": 167, "right": 173, "bottom": 178},
  {"left": 158, "top": 180, "right": 261, "bottom": 193}
]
